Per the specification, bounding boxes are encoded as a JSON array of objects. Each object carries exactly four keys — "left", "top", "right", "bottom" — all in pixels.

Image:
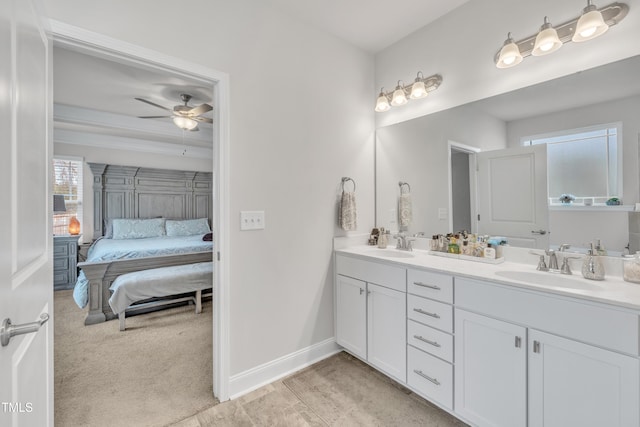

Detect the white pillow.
[
  {"left": 165, "top": 218, "right": 211, "bottom": 237},
  {"left": 111, "top": 218, "right": 166, "bottom": 240}
]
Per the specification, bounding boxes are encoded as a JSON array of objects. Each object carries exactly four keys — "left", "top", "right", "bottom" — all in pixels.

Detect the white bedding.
[
  {"left": 108, "top": 261, "right": 213, "bottom": 315},
  {"left": 73, "top": 235, "right": 212, "bottom": 308}
]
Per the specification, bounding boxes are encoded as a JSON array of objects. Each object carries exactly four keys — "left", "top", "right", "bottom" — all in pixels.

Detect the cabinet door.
[
  {"left": 455, "top": 309, "right": 527, "bottom": 427},
  {"left": 529, "top": 329, "right": 640, "bottom": 427},
  {"left": 367, "top": 282, "right": 406, "bottom": 383},
  {"left": 336, "top": 275, "right": 367, "bottom": 359}
]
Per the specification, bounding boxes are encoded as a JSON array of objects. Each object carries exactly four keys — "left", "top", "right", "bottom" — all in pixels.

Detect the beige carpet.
[
  {"left": 173, "top": 352, "right": 467, "bottom": 426},
  {"left": 54, "top": 289, "right": 217, "bottom": 427}
]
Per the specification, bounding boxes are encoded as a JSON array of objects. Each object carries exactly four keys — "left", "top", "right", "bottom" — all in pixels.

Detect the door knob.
[{"left": 1, "top": 313, "right": 49, "bottom": 347}]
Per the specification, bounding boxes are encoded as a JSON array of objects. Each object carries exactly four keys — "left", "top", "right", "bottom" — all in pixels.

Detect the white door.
[
  {"left": 367, "top": 282, "right": 406, "bottom": 383},
  {"left": 454, "top": 309, "right": 527, "bottom": 427},
  {"left": 0, "top": 1, "right": 53, "bottom": 426},
  {"left": 529, "top": 329, "right": 639, "bottom": 427},
  {"left": 477, "top": 144, "right": 548, "bottom": 249},
  {"left": 335, "top": 275, "right": 366, "bottom": 359}
]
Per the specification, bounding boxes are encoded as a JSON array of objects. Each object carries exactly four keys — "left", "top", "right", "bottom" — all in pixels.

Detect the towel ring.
[
  {"left": 342, "top": 177, "right": 356, "bottom": 192},
  {"left": 399, "top": 181, "right": 411, "bottom": 194}
]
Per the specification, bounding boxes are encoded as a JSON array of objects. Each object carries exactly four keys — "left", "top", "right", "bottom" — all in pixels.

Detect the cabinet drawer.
[
  {"left": 456, "top": 277, "right": 640, "bottom": 355},
  {"left": 53, "top": 257, "right": 69, "bottom": 270},
  {"left": 408, "top": 320, "right": 453, "bottom": 363},
  {"left": 336, "top": 254, "right": 406, "bottom": 292},
  {"left": 408, "top": 345, "right": 453, "bottom": 410},
  {"left": 408, "top": 294, "right": 453, "bottom": 333},
  {"left": 54, "top": 244, "right": 69, "bottom": 257},
  {"left": 407, "top": 269, "right": 453, "bottom": 304}
]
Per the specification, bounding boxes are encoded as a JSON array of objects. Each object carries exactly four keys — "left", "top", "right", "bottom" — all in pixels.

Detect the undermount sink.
[
  {"left": 365, "top": 249, "right": 416, "bottom": 259},
  {"left": 494, "top": 270, "right": 605, "bottom": 291}
]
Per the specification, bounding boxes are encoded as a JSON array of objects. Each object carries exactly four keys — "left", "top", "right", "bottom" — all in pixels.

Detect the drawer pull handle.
[
  {"left": 413, "top": 282, "right": 441, "bottom": 291},
  {"left": 414, "top": 369, "right": 440, "bottom": 386},
  {"left": 413, "top": 308, "right": 440, "bottom": 319},
  {"left": 413, "top": 335, "right": 441, "bottom": 347}
]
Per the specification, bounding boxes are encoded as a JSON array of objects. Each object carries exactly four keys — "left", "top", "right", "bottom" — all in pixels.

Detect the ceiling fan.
[{"left": 135, "top": 93, "right": 213, "bottom": 131}]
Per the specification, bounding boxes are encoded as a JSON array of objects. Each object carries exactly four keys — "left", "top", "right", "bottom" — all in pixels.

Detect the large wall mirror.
[{"left": 376, "top": 55, "right": 640, "bottom": 254}]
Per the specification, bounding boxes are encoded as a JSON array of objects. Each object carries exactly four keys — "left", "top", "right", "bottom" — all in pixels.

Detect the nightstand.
[{"left": 53, "top": 235, "right": 80, "bottom": 291}]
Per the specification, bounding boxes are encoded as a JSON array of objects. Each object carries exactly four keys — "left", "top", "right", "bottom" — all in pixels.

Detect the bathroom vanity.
[{"left": 334, "top": 245, "right": 640, "bottom": 427}]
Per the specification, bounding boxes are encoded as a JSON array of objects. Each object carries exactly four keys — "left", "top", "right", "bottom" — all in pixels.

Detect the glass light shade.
[
  {"left": 496, "top": 38, "right": 523, "bottom": 68},
  {"left": 572, "top": 9, "right": 609, "bottom": 42},
  {"left": 532, "top": 25, "right": 562, "bottom": 56},
  {"left": 391, "top": 86, "right": 407, "bottom": 106},
  {"left": 68, "top": 216, "right": 80, "bottom": 235},
  {"left": 172, "top": 116, "right": 198, "bottom": 130},
  {"left": 375, "top": 93, "right": 391, "bottom": 112},
  {"left": 409, "top": 80, "right": 428, "bottom": 99}
]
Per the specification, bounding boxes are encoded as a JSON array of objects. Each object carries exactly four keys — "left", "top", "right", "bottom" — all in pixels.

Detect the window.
[
  {"left": 53, "top": 158, "right": 83, "bottom": 235},
  {"left": 523, "top": 123, "right": 622, "bottom": 205}
]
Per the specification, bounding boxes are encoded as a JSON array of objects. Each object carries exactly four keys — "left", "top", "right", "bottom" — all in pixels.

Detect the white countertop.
[{"left": 336, "top": 245, "right": 640, "bottom": 312}]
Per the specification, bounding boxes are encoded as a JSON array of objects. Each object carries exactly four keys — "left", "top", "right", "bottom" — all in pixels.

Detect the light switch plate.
[
  {"left": 240, "top": 211, "right": 265, "bottom": 230},
  {"left": 438, "top": 208, "right": 448, "bottom": 220}
]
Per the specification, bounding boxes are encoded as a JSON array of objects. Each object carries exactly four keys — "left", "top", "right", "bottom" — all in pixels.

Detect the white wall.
[
  {"left": 45, "top": 0, "right": 375, "bottom": 382},
  {"left": 54, "top": 142, "right": 213, "bottom": 242},
  {"left": 375, "top": 0, "right": 640, "bottom": 128}
]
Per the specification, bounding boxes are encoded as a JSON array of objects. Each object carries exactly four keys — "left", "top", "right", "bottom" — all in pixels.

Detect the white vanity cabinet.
[
  {"left": 455, "top": 277, "right": 640, "bottom": 427},
  {"left": 454, "top": 309, "right": 527, "bottom": 427},
  {"left": 406, "top": 268, "right": 455, "bottom": 410},
  {"left": 335, "top": 254, "right": 407, "bottom": 383}
]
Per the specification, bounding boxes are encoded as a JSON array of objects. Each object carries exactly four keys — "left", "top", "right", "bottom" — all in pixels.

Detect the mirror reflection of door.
[
  {"left": 449, "top": 142, "right": 479, "bottom": 235},
  {"left": 476, "top": 145, "right": 549, "bottom": 249}
]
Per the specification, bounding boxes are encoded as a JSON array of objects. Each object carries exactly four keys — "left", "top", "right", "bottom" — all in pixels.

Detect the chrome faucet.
[
  {"left": 394, "top": 231, "right": 415, "bottom": 251},
  {"left": 546, "top": 249, "right": 559, "bottom": 270}
]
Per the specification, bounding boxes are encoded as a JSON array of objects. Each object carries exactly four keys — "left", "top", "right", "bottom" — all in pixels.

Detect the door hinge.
[
  {"left": 217, "top": 251, "right": 221, "bottom": 261},
  {"left": 477, "top": 214, "right": 480, "bottom": 221}
]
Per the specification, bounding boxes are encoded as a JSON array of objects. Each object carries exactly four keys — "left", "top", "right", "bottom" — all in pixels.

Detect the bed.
[{"left": 75, "top": 163, "right": 215, "bottom": 325}]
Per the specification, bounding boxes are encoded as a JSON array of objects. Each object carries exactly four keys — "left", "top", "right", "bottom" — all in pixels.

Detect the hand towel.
[
  {"left": 339, "top": 191, "right": 357, "bottom": 231},
  {"left": 398, "top": 193, "right": 412, "bottom": 227}
]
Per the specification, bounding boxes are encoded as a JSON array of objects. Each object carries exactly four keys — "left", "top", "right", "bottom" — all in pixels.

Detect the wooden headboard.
[{"left": 88, "top": 163, "right": 213, "bottom": 239}]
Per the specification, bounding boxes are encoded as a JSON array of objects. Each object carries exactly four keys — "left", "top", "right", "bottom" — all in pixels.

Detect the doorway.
[
  {"left": 448, "top": 141, "right": 479, "bottom": 234},
  {"left": 50, "top": 21, "right": 230, "bottom": 407}
]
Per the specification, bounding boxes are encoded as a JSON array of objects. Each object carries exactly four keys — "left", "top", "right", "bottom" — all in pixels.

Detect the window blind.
[{"left": 53, "top": 159, "right": 83, "bottom": 236}]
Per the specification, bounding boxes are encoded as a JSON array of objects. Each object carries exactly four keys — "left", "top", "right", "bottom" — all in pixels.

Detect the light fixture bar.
[
  {"left": 375, "top": 73, "right": 442, "bottom": 112},
  {"left": 494, "top": 2, "right": 628, "bottom": 65}
]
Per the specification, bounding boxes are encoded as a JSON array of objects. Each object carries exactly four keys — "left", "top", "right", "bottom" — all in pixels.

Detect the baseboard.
[{"left": 229, "top": 338, "right": 341, "bottom": 399}]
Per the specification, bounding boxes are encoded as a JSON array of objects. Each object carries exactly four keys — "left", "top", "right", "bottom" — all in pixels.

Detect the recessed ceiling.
[{"left": 261, "top": 0, "right": 471, "bottom": 53}]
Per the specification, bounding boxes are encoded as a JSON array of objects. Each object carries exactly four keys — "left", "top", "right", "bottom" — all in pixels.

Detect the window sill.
[{"left": 549, "top": 204, "right": 635, "bottom": 212}]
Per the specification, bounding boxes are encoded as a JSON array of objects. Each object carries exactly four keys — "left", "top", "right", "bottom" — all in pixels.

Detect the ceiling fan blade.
[
  {"left": 193, "top": 116, "right": 213, "bottom": 124},
  {"left": 188, "top": 103, "right": 213, "bottom": 116},
  {"left": 138, "top": 115, "right": 172, "bottom": 119},
  {"left": 134, "top": 97, "right": 172, "bottom": 112}
]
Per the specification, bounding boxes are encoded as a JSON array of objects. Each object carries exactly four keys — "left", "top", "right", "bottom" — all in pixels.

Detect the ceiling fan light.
[
  {"left": 532, "top": 18, "right": 562, "bottom": 56},
  {"left": 173, "top": 116, "right": 198, "bottom": 130},
  {"left": 496, "top": 33, "right": 523, "bottom": 68},
  {"left": 572, "top": 4, "right": 609, "bottom": 42}
]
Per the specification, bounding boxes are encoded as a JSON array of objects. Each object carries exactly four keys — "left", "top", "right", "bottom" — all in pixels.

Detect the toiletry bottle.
[
  {"left": 483, "top": 244, "right": 496, "bottom": 259},
  {"left": 582, "top": 243, "right": 605, "bottom": 280},
  {"left": 595, "top": 239, "right": 607, "bottom": 256},
  {"left": 378, "top": 227, "right": 387, "bottom": 249}
]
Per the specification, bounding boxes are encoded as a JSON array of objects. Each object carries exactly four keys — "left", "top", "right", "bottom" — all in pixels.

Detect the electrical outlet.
[{"left": 240, "top": 211, "right": 265, "bottom": 230}]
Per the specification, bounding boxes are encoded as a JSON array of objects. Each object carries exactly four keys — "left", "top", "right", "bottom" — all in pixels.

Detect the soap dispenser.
[{"left": 581, "top": 242, "right": 605, "bottom": 281}]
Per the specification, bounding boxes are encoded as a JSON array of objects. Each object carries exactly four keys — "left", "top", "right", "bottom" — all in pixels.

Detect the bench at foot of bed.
[{"left": 109, "top": 262, "right": 213, "bottom": 331}]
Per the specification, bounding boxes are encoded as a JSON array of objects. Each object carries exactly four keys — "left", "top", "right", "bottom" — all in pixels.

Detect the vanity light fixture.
[
  {"left": 495, "top": 1, "right": 628, "bottom": 69},
  {"left": 375, "top": 72, "right": 442, "bottom": 112}
]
